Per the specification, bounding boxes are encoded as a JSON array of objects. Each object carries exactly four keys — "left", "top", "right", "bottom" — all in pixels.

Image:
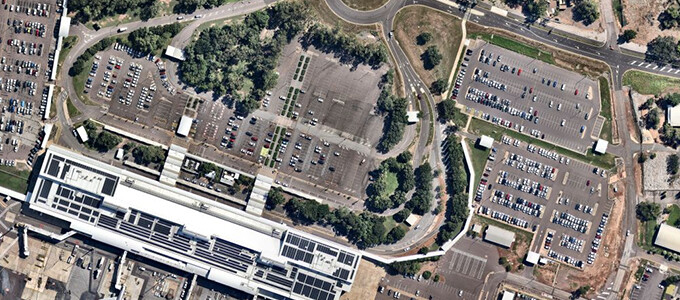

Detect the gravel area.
[{"left": 643, "top": 152, "right": 680, "bottom": 190}]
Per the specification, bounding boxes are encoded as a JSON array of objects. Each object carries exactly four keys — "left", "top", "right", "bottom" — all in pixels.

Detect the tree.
[
  {"left": 636, "top": 202, "right": 661, "bottom": 221},
  {"left": 433, "top": 274, "right": 440, "bottom": 282},
  {"left": 430, "top": 78, "right": 447, "bottom": 95},
  {"left": 524, "top": 0, "right": 548, "bottom": 23},
  {"left": 669, "top": 154, "right": 680, "bottom": 175},
  {"left": 418, "top": 247, "right": 430, "bottom": 254},
  {"left": 198, "top": 162, "right": 217, "bottom": 177},
  {"left": 92, "top": 131, "right": 121, "bottom": 152},
  {"left": 266, "top": 187, "right": 285, "bottom": 209},
  {"left": 572, "top": 0, "right": 600, "bottom": 25},
  {"left": 422, "top": 46, "right": 442, "bottom": 70},
  {"left": 284, "top": 198, "right": 329, "bottom": 225},
  {"left": 640, "top": 98, "right": 655, "bottom": 110},
  {"left": 385, "top": 226, "right": 406, "bottom": 244},
  {"left": 397, "top": 151, "right": 412, "bottom": 164},
  {"left": 422, "top": 271, "right": 432, "bottom": 280},
  {"left": 417, "top": 32, "right": 433, "bottom": 45},
  {"left": 393, "top": 208, "right": 412, "bottom": 223},
  {"left": 621, "top": 29, "right": 637, "bottom": 43},
  {"left": 660, "top": 6, "right": 680, "bottom": 29},
  {"left": 571, "top": 285, "right": 590, "bottom": 299},
  {"left": 638, "top": 153, "right": 648, "bottom": 163},
  {"left": 132, "top": 145, "right": 166, "bottom": 165},
  {"left": 390, "top": 261, "right": 421, "bottom": 275},
  {"left": 438, "top": 99, "right": 460, "bottom": 123},
  {"left": 659, "top": 93, "right": 680, "bottom": 108},
  {"left": 646, "top": 36, "right": 679, "bottom": 65},
  {"left": 646, "top": 108, "right": 660, "bottom": 129},
  {"left": 140, "top": 1, "right": 163, "bottom": 21}
]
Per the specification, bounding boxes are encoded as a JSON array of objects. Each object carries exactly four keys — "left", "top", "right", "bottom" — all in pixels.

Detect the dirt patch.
[
  {"left": 498, "top": 235, "right": 530, "bottom": 273},
  {"left": 341, "top": 259, "right": 386, "bottom": 300},
  {"left": 621, "top": 0, "right": 680, "bottom": 44},
  {"left": 467, "top": 23, "right": 610, "bottom": 78},
  {"left": 534, "top": 262, "right": 559, "bottom": 286},
  {"left": 555, "top": 183, "right": 625, "bottom": 293},
  {"left": 393, "top": 6, "right": 463, "bottom": 99}
]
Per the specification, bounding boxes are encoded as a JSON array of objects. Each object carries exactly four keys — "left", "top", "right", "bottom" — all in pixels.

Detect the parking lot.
[
  {"left": 453, "top": 42, "right": 602, "bottom": 154},
  {"left": 376, "top": 237, "right": 501, "bottom": 300},
  {"left": 0, "top": 0, "right": 60, "bottom": 167},
  {"left": 475, "top": 135, "right": 611, "bottom": 267},
  {"left": 629, "top": 264, "right": 665, "bottom": 300},
  {"left": 85, "top": 44, "right": 188, "bottom": 132}
]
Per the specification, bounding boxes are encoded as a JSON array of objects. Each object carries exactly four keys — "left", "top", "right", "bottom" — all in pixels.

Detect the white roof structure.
[
  {"left": 44, "top": 84, "right": 54, "bottom": 120},
  {"left": 484, "top": 225, "right": 515, "bottom": 248},
  {"left": 176, "top": 116, "right": 193, "bottom": 137},
  {"left": 525, "top": 251, "right": 540, "bottom": 265},
  {"left": 404, "top": 214, "right": 419, "bottom": 227},
  {"left": 165, "top": 45, "right": 186, "bottom": 61},
  {"left": 115, "top": 148, "right": 124, "bottom": 160},
  {"left": 594, "top": 139, "right": 608, "bottom": 154},
  {"left": 76, "top": 126, "right": 89, "bottom": 143},
  {"left": 668, "top": 105, "right": 680, "bottom": 127},
  {"left": 501, "top": 291, "right": 516, "bottom": 300},
  {"left": 27, "top": 146, "right": 361, "bottom": 300},
  {"left": 40, "top": 124, "right": 53, "bottom": 149},
  {"left": 406, "top": 111, "right": 419, "bottom": 124},
  {"left": 478, "top": 135, "right": 494, "bottom": 149},
  {"left": 472, "top": 224, "right": 483, "bottom": 234},
  {"left": 159, "top": 144, "right": 186, "bottom": 186},
  {"left": 246, "top": 174, "right": 272, "bottom": 216},
  {"left": 58, "top": 16, "right": 71, "bottom": 37},
  {"left": 655, "top": 223, "right": 680, "bottom": 253}
]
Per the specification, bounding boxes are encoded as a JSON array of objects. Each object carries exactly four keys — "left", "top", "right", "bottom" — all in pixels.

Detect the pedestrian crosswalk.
[
  {"left": 442, "top": 248, "right": 487, "bottom": 280},
  {"left": 630, "top": 61, "right": 680, "bottom": 73}
]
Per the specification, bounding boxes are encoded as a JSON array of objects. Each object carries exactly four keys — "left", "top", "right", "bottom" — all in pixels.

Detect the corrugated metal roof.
[
  {"left": 655, "top": 223, "right": 680, "bottom": 252},
  {"left": 176, "top": 116, "right": 193, "bottom": 137},
  {"left": 484, "top": 225, "right": 515, "bottom": 248}
]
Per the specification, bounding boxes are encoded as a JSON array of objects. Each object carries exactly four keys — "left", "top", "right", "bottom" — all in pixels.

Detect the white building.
[
  {"left": 525, "top": 251, "right": 540, "bottom": 265},
  {"left": 655, "top": 223, "right": 680, "bottom": 253},
  {"left": 478, "top": 135, "right": 494, "bottom": 149},
  {"left": 484, "top": 225, "right": 515, "bottom": 248},
  {"left": 176, "top": 115, "right": 193, "bottom": 137},
  {"left": 76, "top": 126, "right": 89, "bottom": 143},
  {"left": 27, "top": 146, "right": 361, "bottom": 300},
  {"left": 406, "top": 111, "right": 419, "bottom": 124},
  {"left": 668, "top": 104, "right": 680, "bottom": 127},
  {"left": 594, "top": 139, "right": 608, "bottom": 155},
  {"left": 165, "top": 45, "right": 186, "bottom": 61}
]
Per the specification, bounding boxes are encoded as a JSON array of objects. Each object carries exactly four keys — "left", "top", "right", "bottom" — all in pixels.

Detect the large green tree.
[
  {"left": 572, "top": 0, "right": 600, "bottom": 25},
  {"left": 646, "top": 36, "right": 679, "bottom": 65}
]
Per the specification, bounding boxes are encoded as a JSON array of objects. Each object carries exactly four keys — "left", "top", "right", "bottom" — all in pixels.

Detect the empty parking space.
[
  {"left": 475, "top": 135, "right": 611, "bottom": 267},
  {"left": 453, "top": 42, "right": 601, "bottom": 153}
]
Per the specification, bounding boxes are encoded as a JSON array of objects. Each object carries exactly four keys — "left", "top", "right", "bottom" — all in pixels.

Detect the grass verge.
[
  {"left": 622, "top": 70, "right": 680, "bottom": 95},
  {"left": 58, "top": 36, "right": 78, "bottom": 71},
  {"left": 341, "top": 0, "right": 388, "bottom": 10},
  {"left": 307, "top": 0, "right": 379, "bottom": 33},
  {"left": 641, "top": 220, "right": 657, "bottom": 248},
  {"left": 612, "top": 0, "right": 626, "bottom": 26},
  {"left": 66, "top": 98, "right": 81, "bottom": 118},
  {"left": 393, "top": 6, "right": 463, "bottom": 89},
  {"left": 0, "top": 165, "right": 30, "bottom": 193},
  {"left": 468, "top": 118, "right": 616, "bottom": 169},
  {"left": 668, "top": 204, "right": 680, "bottom": 226},
  {"left": 466, "top": 139, "right": 489, "bottom": 184},
  {"left": 468, "top": 32, "right": 555, "bottom": 65},
  {"left": 598, "top": 76, "right": 613, "bottom": 143}
]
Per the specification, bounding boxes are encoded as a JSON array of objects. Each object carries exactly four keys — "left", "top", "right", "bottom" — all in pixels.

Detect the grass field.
[
  {"left": 622, "top": 70, "right": 680, "bottom": 95},
  {"left": 468, "top": 118, "right": 616, "bottom": 169},
  {"left": 341, "top": 0, "right": 388, "bottom": 10},
  {"left": 668, "top": 204, "right": 680, "bottom": 226},
  {"left": 393, "top": 6, "right": 463, "bottom": 89},
  {"left": 0, "top": 165, "right": 30, "bottom": 193},
  {"left": 66, "top": 98, "right": 81, "bottom": 118},
  {"left": 469, "top": 33, "right": 555, "bottom": 65},
  {"left": 307, "top": 0, "right": 379, "bottom": 33},
  {"left": 450, "top": 104, "right": 469, "bottom": 127},
  {"left": 85, "top": 0, "right": 178, "bottom": 29},
  {"left": 466, "top": 139, "right": 489, "bottom": 184},
  {"left": 383, "top": 171, "right": 398, "bottom": 197},
  {"left": 599, "top": 77, "right": 613, "bottom": 143},
  {"left": 642, "top": 220, "right": 657, "bottom": 248}
]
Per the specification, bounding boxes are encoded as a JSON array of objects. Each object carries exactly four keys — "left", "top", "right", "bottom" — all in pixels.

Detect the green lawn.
[
  {"left": 612, "top": 0, "right": 626, "bottom": 26},
  {"left": 466, "top": 139, "right": 489, "bottom": 184},
  {"left": 195, "top": 15, "right": 242, "bottom": 34},
  {"left": 599, "top": 77, "right": 613, "bottom": 143},
  {"left": 469, "top": 33, "right": 555, "bottom": 65},
  {"left": 468, "top": 118, "right": 616, "bottom": 169},
  {"left": 0, "top": 165, "right": 30, "bottom": 193},
  {"left": 668, "top": 204, "right": 680, "bottom": 226},
  {"left": 58, "top": 36, "right": 78, "bottom": 71},
  {"left": 622, "top": 70, "right": 680, "bottom": 95},
  {"left": 73, "top": 53, "right": 94, "bottom": 104},
  {"left": 642, "top": 220, "right": 657, "bottom": 248},
  {"left": 341, "top": 0, "right": 388, "bottom": 10},
  {"left": 66, "top": 98, "right": 81, "bottom": 118},
  {"left": 383, "top": 171, "right": 399, "bottom": 197}
]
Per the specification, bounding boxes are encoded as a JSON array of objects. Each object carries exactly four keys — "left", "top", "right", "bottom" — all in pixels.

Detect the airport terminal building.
[{"left": 26, "top": 146, "right": 360, "bottom": 300}]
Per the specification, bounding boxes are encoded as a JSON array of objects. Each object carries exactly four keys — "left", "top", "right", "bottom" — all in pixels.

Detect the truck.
[{"left": 118, "top": 27, "right": 127, "bottom": 33}]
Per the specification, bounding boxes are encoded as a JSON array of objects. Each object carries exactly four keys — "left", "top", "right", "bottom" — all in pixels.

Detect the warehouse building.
[
  {"left": 655, "top": 223, "right": 680, "bottom": 253},
  {"left": 26, "top": 146, "right": 361, "bottom": 300},
  {"left": 484, "top": 225, "right": 515, "bottom": 248}
]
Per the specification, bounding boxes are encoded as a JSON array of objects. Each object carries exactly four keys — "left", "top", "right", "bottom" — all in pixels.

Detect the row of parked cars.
[
  {"left": 478, "top": 205, "right": 530, "bottom": 229},
  {"left": 498, "top": 170, "right": 551, "bottom": 199},
  {"left": 5, "top": 2, "right": 51, "bottom": 18},
  {"left": 560, "top": 234, "right": 584, "bottom": 253},
  {"left": 547, "top": 249, "right": 583, "bottom": 268},
  {"left": 7, "top": 38, "right": 42, "bottom": 56},
  {"left": 490, "top": 190, "right": 542, "bottom": 218},
  {"left": 9, "top": 19, "right": 47, "bottom": 37},
  {"left": 588, "top": 213, "right": 609, "bottom": 265},
  {"left": 551, "top": 210, "right": 589, "bottom": 234},
  {"left": 505, "top": 150, "right": 557, "bottom": 180}
]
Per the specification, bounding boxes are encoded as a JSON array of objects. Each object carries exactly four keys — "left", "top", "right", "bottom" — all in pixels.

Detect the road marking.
[
  {"left": 675, "top": 70, "right": 679, "bottom": 74},
  {"left": 669, "top": 68, "right": 674, "bottom": 73},
  {"left": 653, "top": 65, "right": 658, "bottom": 70},
  {"left": 638, "top": 62, "right": 645, "bottom": 66},
  {"left": 660, "top": 67, "right": 666, "bottom": 71},
  {"left": 631, "top": 61, "right": 636, "bottom": 65}
]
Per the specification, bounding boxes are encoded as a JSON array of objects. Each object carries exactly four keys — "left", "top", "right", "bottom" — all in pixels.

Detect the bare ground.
[
  {"left": 534, "top": 263, "right": 559, "bottom": 286},
  {"left": 621, "top": 0, "right": 680, "bottom": 44},
  {"left": 340, "top": 259, "right": 386, "bottom": 300}
]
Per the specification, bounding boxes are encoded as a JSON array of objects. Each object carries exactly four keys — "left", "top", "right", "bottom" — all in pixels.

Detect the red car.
[
  {"left": 586, "top": 180, "right": 591, "bottom": 186},
  {"left": 575, "top": 89, "right": 579, "bottom": 95},
  {"left": 517, "top": 69, "right": 522, "bottom": 76},
  {"left": 529, "top": 87, "right": 533, "bottom": 94},
  {"left": 251, "top": 137, "right": 258, "bottom": 141}
]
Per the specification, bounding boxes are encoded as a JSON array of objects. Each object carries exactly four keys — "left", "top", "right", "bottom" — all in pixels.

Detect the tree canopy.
[
  {"left": 646, "top": 36, "right": 679, "bottom": 66},
  {"left": 422, "top": 46, "right": 442, "bottom": 70},
  {"left": 620, "top": 29, "right": 637, "bottom": 43},
  {"left": 636, "top": 202, "right": 661, "bottom": 222},
  {"left": 430, "top": 78, "right": 447, "bottom": 95},
  {"left": 132, "top": 145, "right": 166, "bottom": 166},
  {"left": 669, "top": 154, "right": 680, "bottom": 175},
  {"left": 376, "top": 90, "right": 409, "bottom": 153},
  {"left": 302, "top": 24, "right": 388, "bottom": 68},
  {"left": 266, "top": 187, "right": 286, "bottom": 209},
  {"left": 572, "top": 0, "right": 600, "bottom": 25},
  {"left": 417, "top": 32, "right": 433, "bottom": 45}
]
